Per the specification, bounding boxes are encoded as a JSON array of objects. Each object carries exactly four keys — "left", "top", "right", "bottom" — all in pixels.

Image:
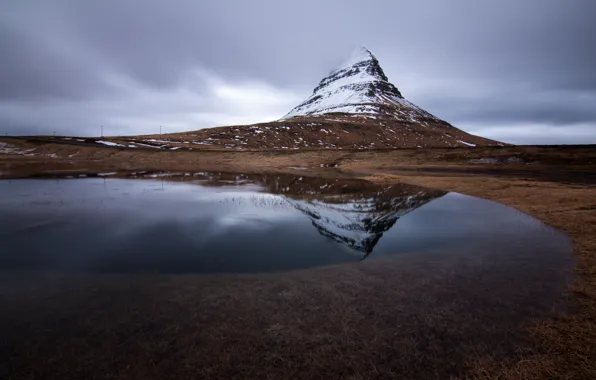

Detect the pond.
[{"left": 0, "top": 172, "right": 573, "bottom": 274}]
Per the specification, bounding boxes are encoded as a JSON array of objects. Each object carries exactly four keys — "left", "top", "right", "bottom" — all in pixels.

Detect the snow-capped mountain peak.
[
  {"left": 281, "top": 46, "right": 437, "bottom": 121},
  {"left": 329, "top": 46, "right": 378, "bottom": 75}
]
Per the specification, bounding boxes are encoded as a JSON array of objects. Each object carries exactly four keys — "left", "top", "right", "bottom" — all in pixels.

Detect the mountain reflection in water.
[
  {"left": 1, "top": 172, "right": 544, "bottom": 274},
  {"left": 193, "top": 172, "right": 446, "bottom": 256}
]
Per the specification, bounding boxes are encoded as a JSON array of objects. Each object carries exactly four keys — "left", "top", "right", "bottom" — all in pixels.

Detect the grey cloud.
[
  {"left": 0, "top": 0, "right": 595, "bottom": 143},
  {"left": 0, "top": 23, "right": 112, "bottom": 101},
  {"left": 418, "top": 87, "right": 596, "bottom": 126}
]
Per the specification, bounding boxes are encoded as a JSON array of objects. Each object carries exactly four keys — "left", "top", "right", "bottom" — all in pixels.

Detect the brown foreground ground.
[{"left": 1, "top": 138, "right": 595, "bottom": 379}]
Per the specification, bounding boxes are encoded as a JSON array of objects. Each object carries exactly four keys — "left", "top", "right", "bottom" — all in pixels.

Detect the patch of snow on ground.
[
  {"left": 0, "top": 142, "right": 38, "bottom": 156},
  {"left": 97, "top": 140, "right": 124, "bottom": 147},
  {"left": 0, "top": 142, "right": 16, "bottom": 154},
  {"left": 457, "top": 140, "right": 476, "bottom": 147},
  {"left": 136, "top": 143, "right": 162, "bottom": 148}
]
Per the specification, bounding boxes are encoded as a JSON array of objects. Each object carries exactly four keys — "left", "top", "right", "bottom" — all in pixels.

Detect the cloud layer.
[{"left": 1, "top": 0, "right": 595, "bottom": 144}]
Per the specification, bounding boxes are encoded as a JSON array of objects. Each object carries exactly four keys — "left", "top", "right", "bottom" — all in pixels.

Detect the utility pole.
[
  {"left": 101, "top": 126, "right": 104, "bottom": 137},
  {"left": 53, "top": 131, "right": 56, "bottom": 137},
  {"left": 160, "top": 125, "right": 162, "bottom": 136}
]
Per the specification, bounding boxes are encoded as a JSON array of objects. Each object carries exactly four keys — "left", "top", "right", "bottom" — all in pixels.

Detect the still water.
[{"left": 0, "top": 173, "right": 572, "bottom": 274}]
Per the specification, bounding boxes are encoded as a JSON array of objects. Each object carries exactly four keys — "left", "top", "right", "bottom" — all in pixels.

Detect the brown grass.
[{"left": 2, "top": 137, "right": 595, "bottom": 179}]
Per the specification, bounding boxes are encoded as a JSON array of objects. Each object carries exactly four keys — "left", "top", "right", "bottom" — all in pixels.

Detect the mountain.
[
  {"left": 281, "top": 47, "right": 435, "bottom": 122},
  {"left": 121, "top": 47, "right": 503, "bottom": 150}
]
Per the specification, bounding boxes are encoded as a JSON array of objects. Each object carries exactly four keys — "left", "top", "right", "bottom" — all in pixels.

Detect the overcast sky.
[{"left": 1, "top": 0, "right": 595, "bottom": 144}]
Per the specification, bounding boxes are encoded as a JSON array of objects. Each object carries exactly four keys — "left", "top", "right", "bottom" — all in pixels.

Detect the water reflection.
[
  {"left": 0, "top": 173, "right": 562, "bottom": 274},
  {"left": 177, "top": 172, "right": 446, "bottom": 256}
]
